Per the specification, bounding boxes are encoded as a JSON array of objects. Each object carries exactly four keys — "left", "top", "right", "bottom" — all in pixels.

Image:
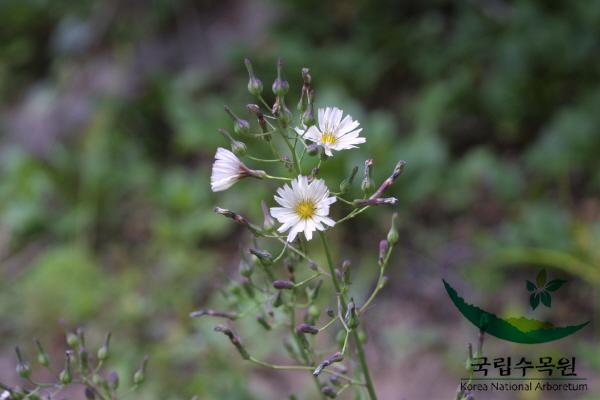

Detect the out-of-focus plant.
[
  {"left": 1, "top": 328, "right": 147, "bottom": 400},
  {"left": 192, "top": 58, "right": 405, "bottom": 399}
]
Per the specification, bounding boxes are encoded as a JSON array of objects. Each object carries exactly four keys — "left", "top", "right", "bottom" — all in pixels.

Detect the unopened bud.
[
  {"left": 272, "top": 58, "right": 289, "bottom": 96},
  {"left": 35, "top": 339, "right": 49, "bottom": 367},
  {"left": 66, "top": 332, "right": 79, "bottom": 348},
  {"left": 244, "top": 58, "right": 263, "bottom": 96},
  {"left": 214, "top": 325, "right": 249, "bottom": 360},
  {"left": 313, "top": 352, "right": 343, "bottom": 377},
  {"left": 85, "top": 387, "right": 96, "bottom": 399},
  {"left": 322, "top": 386, "right": 336, "bottom": 398},
  {"left": 59, "top": 352, "right": 73, "bottom": 384},
  {"left": 307, "top": 143, "right": 319, "bottom": 156},
  {"left": 308, "top": 305, "right": 320, "bottom": 319},
  {"left": 249, "top": 248, "right": 273, "bottom": 266},
  {"left": 273, "top": 280, "right": 295, "bottom": 290},
  {"left": 224, "top": 106, "right": 250, "bottom": 136},
  {"left": 296, "top": 323, "right": 319, "bottom": 335},
  {"left": 387, "top": 212, "right": 399, "bottom": 244},
  {"left": 108, "top": 371, "right": 119, "bottom": 390},
  {"left": 344, "top": 300, "right": 359, "bottom": 329},
  {"left": 273, "top": 291, "right": 283, "bottom": 308},
  {"left": 15, "top": 347, "right": 31, "bottom": 379},
  {"left": 97, "top": 333, "right": 111, "bottom": 362},
  {"left": 361, "top": 159, "right": 374, "bottom": 196},
  {"left": 133, "top": 356, "right": 148, "bottom": 386}
]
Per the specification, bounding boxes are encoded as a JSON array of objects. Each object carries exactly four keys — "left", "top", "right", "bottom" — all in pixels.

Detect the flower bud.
[
  {"left": 308, "top": 305, "right": 320, "bottom": 319},
  {"left": 272, "top": 58, "right": 289, "bottom": 96},
  {"left": 224, "top": 106, "right": 250, "bottom": 136},
  {"left": 85, "top": 387, "right": 96, "bottom": 399},
  {"left": 244, "top": 58, "right": 263, "bottom": 96},
  {"left": 15, "top": 347, "right": 31, "bottom": 379},
  {"left": 249, "top": 248, "right": 273, "bottom": 266},
  {"left": 108, "top": 371, "right": 119, "bottom": 390},
  {"left": 361, "top": 159, "right": 374, "bottom": 196},
  {"left": 302, "top": 89, "right": 316, "bottom": 127},
  {"left": 313, "top": 352, "right": 343, "bottom": 377},
  {"left": 344, "top": 300, "right": 359, "bottom": 329},
  {"left": 296, "top": 323, "right": 319, "bottom": 335},
  {"left": 35, "top": 339, "right": 49, "bottom": 367},
  {"left": 133, "top": 356, "right": 148, "bottom": 386},
  {"left": 261, "top": 201, "right": 276, "bottom": 232},
  {"left": 273, "top": 291, "right": 283, "bottom": 308},
  {"left": 59, "top": 352, "right": 73, "bottom": 384},
  {"left": 322, "top": 386, "right": 336, "bottom": 398},
  {"left": 387, "top": 212, "right": 399, "bottom": 244},
  {"left": 273, "top": 280, "right": 295, "bottom": 290},
  {"left": 66, "top": 332, "right": 79, "bottom": 348},
  {"left": 214, "top": 325, "right": 249, "bottom": 360},
  {"left": 307, "top": 143, "right": 319, "bottom": 156},
  {"left": 97, "top": 333, "right": 111, "bottom": 362},
  {"left": 246, "top": 104, "right": 271, "bottom": 140},
  {"left": 219, "top": 128, "right": 247, "bottom": 156}
]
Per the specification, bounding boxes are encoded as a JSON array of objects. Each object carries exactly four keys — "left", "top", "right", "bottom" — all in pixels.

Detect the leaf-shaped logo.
[{"left": 526, "top": 269, "right": 567, "bottom": 310}]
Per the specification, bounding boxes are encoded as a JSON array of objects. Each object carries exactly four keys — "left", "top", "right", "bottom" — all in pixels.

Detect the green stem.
[
  {"left": 318, "top": 232, "right": 378, "bottom": 400},
  {"left": 278, "top": 126, "right": 301, "bottom": 174}
]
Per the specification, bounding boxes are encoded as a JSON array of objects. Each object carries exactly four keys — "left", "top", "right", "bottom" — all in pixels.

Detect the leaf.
[
  {"left": 536, "top": 269, "right": 547, "bottom": 287},
  {"left": 526, "top": 280, "right": 537, "bottom": 292},
  {"left": 530, "top": 293, "right": 540, "bottom": 310},
  {"left": 541, "top": 291, "right": 552, "bottom": 307},
  {"left": 545, "top": 279, "right": 567, "bottom": 292}
]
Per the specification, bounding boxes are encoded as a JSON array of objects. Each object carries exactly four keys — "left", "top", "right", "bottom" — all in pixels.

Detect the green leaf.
[
  {"left": 545, "top": 279, "right": 567, "bottom": 292},
  {"left": 530, "top": 293, "right": 540, "bottom": 310},
  {"left": 536, "top": 269, "right": 547, "bottom": 287},
  {"left": 526, "top": 280, "right": 537, "bottom": 292},
  {"left": 540, "top": 291, "right": 552, "bottom": 307}
]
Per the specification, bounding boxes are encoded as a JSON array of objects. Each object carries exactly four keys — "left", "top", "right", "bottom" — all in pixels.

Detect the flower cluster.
[
  {"left": 200, "top": 58, "right": 406, "bottom": 400},
  {"left": 2, "top": 328, "right": 148, "bottom": 400}
]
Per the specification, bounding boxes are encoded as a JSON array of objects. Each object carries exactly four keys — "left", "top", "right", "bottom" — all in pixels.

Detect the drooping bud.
[
  {"left": 361, "top": 159, "right": 374, "bottom": 196},
  {"left": 378, "top": 240, "right": 389, "bottom": 266},
  {"left": 214, "top": 325, "right": 249, "bottom": 360},
  {"left": 353, "top": 197, "right": 398, "bottom": 207},
  {"left": 246, "top": 104, "right": 271, "bottom": 140},
  {"left": 97, "top": 333, "right": 111, "bottom": 362},
  {"left": 35, "top": 339, "right": 49, "bottom": 367},
  {"left": 189, "top": 309, "right": 238, "bottom": 320},
  {"left": 218, "top": 128, "right": 247, "bottom": 156},
  {"left": 339, "top": 166, "right": 359, "bottom": 194},
  {"left": 296, "top": 323, "right": 319, "bottom": 335},
  {"left": 244, "top": 58, "right": 263, "bottom": 96},
  {"left": 313, "top": 352, "right": 343, "bottom": 377},
  {"left": 15, "top": 347, "right": 31, "bottom": 379},
  {"left": 387, "top": 212, "right": 399, "bottom": 244},
  {"left": 370, "top": 160, "right": 407, "bottom": 199},
  {"left": 224, "top": 106, "right": 250, "bottom": 136},
  {"left": 273, "top": 280, "right": 295, "bottom": 290},
  {"left": 59, "top": 352, "right": 73, "bottom": 384},
  {"left": 213, "top": 207, "right": 262, "bottom": 236},
  {"left": 133, "top": 356, "right": 148, "bottom": 386},
  {"left": 272, "top": 58, "right": 290, "bottom": 96},
  {"left": 249, "top": 248, "right": 273, "bottom": 266}
]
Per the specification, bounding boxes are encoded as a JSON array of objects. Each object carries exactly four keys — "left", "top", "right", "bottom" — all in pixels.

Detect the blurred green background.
[{"left": 1, "top": 0, "right": 599, "bottom": 399}]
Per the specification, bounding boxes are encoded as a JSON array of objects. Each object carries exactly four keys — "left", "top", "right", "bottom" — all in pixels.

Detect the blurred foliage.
[{"left": 1, "top": 0, "right": 600, "bottom": 398}]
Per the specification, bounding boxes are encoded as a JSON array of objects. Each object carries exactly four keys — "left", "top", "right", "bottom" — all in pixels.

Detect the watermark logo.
[{"left": 442, "top": 271, "right": 589, "bottom": 344}]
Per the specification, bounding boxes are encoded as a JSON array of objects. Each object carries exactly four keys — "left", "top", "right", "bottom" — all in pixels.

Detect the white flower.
[
  {"left": 0, "top": 391, "right": 9, "bottom": 400},
  {"left": 211, "top": 147, "right": 265, "bottom": 192},
  {"left": 270, "top": 176, "right": 336, "bottom": 242},
  {"left": 296, "top": 107, "right": 365, "bottom": 156}
]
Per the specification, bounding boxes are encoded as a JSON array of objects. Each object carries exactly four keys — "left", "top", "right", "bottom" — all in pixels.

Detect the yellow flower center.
[
  {"left": 295, "top": 200, "right": 316, "bottom": 219},
  {"left": 321, "top": 132, "right": 337, "bottom": 145}
]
